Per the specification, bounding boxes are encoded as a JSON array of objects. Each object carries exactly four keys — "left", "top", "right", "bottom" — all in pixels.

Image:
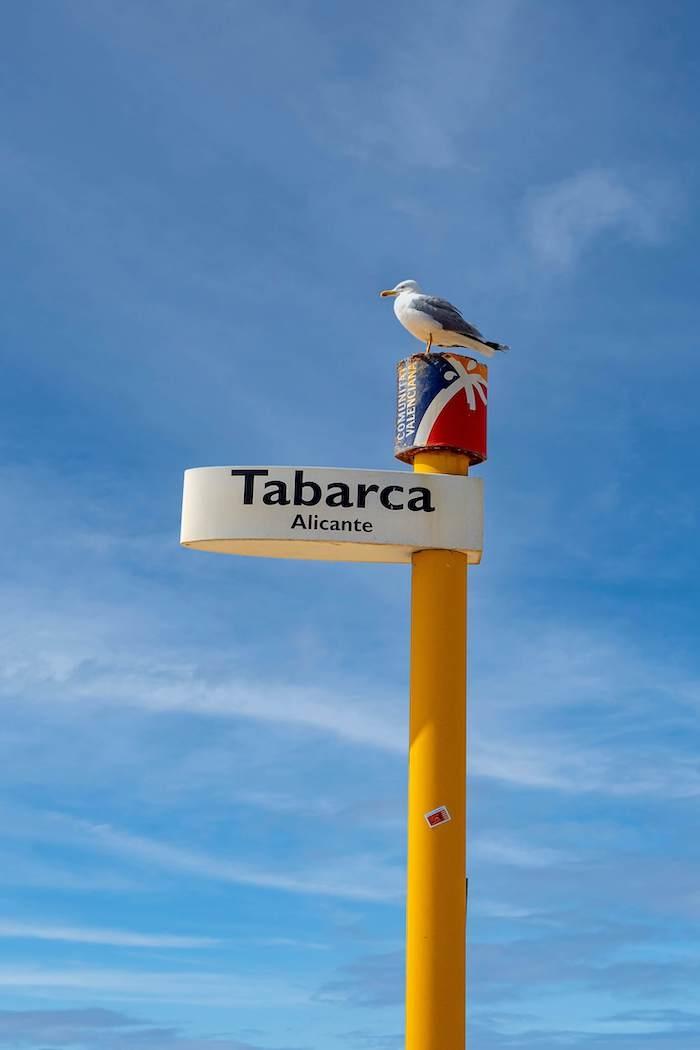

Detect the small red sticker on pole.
[{"left": 425, "top": 806, "right": 451, "bottom": 828}]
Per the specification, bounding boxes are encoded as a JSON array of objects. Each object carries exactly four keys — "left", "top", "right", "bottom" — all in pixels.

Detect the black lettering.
[
  {"left": 290, "top": 513, "right": 306, "bottom": 529},
  {"left": 357, "top": 483, "right": 379, "bottom": 508},
  {"left": 262, "top": 480, "right": 290, "bottom": 505},
  {"left": 326, "top": 482, "right": 352, "bottom": 508},
  {"left": 230, "top": 469, "right": 268, "bottom": 504},
  {"left": 341, "top": 520, "right": 351, "bottom": 531},
  {"left": 362, "top": 521, "right": 373, "bottom": 532},
  {"left": 330, "top": 520, "right": 340, "bottom": 531},
  {"left": 320, "top": 519, "right": 329, "bottom": 530},
  {"left": 294, "top": 470, "right": 321, "bottom": 507},
  {"left": 407, "top": 486, "right": 436, "bottom": 512},
  {"left": 380, "top": 485, "right": 404, "bottom": 510}
]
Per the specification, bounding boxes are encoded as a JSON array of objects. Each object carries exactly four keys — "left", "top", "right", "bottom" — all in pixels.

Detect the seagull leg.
[{"left": 425, "top": 334, "right": 433, "bottom": 355}]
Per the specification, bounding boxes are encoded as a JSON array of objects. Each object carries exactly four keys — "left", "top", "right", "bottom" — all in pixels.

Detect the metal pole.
[{"left": 405, "top": 448, "right": 468, "bottom": 1050}]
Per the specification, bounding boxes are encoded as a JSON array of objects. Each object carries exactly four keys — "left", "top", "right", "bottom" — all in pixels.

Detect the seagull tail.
[{"left": 484, "top": 340, "right": 510, "bottom": 353}]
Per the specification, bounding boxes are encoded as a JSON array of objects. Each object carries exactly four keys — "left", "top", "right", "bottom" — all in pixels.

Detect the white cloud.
[
  {"left": 0, "top": 609, "right": 448, "bottom": 762},
  {"left": 2, "top": 463, "right": 700, "bottom": 819},
  {"left": 473, "top": 730, "right": 700, "bottom": 799},
  {"left": 4, "top": 592, "right": 700, "bottom": 805},
  {"left": 0, "top": 919, "right": 216, "bottom": 949},
  {"left": 0, "top": 850, "right": 137, "bottom": 893},
  {"left": 474, "top": 900, "right": 546, "bottom": 920},
  {"left": 0, "top": 966, "right": 306, "bottom": 1008},
  {"left": 312, "top": 0, "right": 519, "bottom": 168},
  {"left": 80, "top": 821, "right": 404, "bottom": 903},
  {"left": 525, "top": 167, "right": 678, "bottom": 268},
  {"left": 472, "top": 834, "right": 571, "bottom": 869},
  {"left": 0, "top": 1006, "right": 287, "bottom": 1049},
  {"left": 0, "top": 808, "right": 404, "bottom": 904},
  {"left": 7, "top": 649, "right": 404, "bottom": 753}
]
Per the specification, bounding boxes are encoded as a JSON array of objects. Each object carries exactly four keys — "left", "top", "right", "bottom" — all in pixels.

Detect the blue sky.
[{"left": 1, "top": 0, "right": 699, "bottom": 1047}]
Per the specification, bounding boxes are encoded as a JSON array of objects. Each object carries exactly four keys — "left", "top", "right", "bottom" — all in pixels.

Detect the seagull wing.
[{"left": 414, "top": 296, "right": 485, "bottom": 340}]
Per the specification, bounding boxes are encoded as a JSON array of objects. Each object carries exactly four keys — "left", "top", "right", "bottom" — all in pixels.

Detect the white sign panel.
[{"left": 180, "top": 467, "right": 483, "bottom": 564}]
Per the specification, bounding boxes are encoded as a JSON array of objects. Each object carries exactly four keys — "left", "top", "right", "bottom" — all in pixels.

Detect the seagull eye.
[{"left": 444, "top": 370, "right": 458, "bottom": 381}]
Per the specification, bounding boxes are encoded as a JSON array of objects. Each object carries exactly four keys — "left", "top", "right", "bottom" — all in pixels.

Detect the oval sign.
[{"left": 181, "top": 466, "right": 483, "bottom": 564}]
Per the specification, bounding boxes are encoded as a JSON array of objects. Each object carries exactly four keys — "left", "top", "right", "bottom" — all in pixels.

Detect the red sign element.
[{"left": 425, "top": 806, "right": 452, "bottom": 828}]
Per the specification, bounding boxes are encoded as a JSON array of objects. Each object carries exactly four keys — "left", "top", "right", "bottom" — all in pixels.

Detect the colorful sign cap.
[{"left": 395, "top": 352, "right": 488, "bottom": 466}]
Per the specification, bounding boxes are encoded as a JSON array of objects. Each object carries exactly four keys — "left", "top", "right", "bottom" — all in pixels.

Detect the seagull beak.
[{"left": 379, "top": 289, "right": 398, "bottom": 297}]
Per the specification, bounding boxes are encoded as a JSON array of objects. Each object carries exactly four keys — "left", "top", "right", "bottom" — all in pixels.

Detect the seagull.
[{"left": 380, "top": 279, "right": 509, "bottom": 358}]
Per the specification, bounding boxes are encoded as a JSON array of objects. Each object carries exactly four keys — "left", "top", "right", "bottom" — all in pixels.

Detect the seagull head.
[{"left": 380, "top": 279, "right": 421, "bottom": 298}]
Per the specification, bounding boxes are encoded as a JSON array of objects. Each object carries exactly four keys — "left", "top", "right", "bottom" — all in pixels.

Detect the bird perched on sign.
[{"left": 380, "top": 279, "right": 509, "bottom": 358}]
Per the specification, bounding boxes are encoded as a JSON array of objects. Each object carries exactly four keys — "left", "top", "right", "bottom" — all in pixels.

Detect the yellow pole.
[{"left": 406, "top": 449, "right": 469, "bottom": 1050}]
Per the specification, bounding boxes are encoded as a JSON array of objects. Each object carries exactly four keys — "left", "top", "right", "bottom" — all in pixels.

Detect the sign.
[
  {"left": 181, "top": 466, "right": 483, "bottom": 564},
  {"left": 425, "top": 806, "right": 452, "bottom": 828},
  {"left": 395, "top": 353, "right": 488, "bottom": 466}
]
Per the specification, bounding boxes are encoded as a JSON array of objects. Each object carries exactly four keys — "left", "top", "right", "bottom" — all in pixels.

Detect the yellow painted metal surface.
[{"left": 406, "top": 450, "right": 469, "bottom": 1049}]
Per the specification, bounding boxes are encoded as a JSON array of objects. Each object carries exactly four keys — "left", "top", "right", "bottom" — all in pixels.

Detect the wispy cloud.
[
  {"left": 0, "top": 849, "right": 137, "bottom": 892},
  {"left": 471, "top": 1019, "right": 700, "bottom": 1049},
  {"left": 474, "top": 900, "right": 541, "bottom": 920},
  {"left": 0, "top": 596, "right": 404, "bottom": 757},
  {"left": 4, "top": 584, "right": 700, "bottom": 805},
  {"left": 602, "top": 1006, "right": 700, "bottom": 1030},
  {"left": 316, "top": 920, "right": 700, "bottom": 1016},
  {"left": 0, "top": 967, "right": 307, "bottom": 1009},
  {"left": 0, "top": 919, "right": 217, "bottom": 949},
  {"left": 472, "top": 835, "right": 572, "bottom": 870},
  {"left": 0, "top": 1007, "right": 307, "bottom": 1049},
  {"left": 0, "top": 809, "right": 404, "bottom": 904},
  {"left": 525, "top": 167, "right": 678, "bottom": 268},
  {"left": 80, "top": 820, "right": 404, "bottom": 903},
  {"left": 315, "top": 950, "right": 403, "bottom": 1008},
  {"left": 309, "top": 0, "right": 520, "bottom": 169},
  {"left": 472, "top": 729, "right": 700, "bottom": 799}
]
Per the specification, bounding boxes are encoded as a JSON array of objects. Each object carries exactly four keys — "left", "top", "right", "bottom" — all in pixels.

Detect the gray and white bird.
[{"left": 380, "top": 279, "right": 509, "bottom": 358}]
